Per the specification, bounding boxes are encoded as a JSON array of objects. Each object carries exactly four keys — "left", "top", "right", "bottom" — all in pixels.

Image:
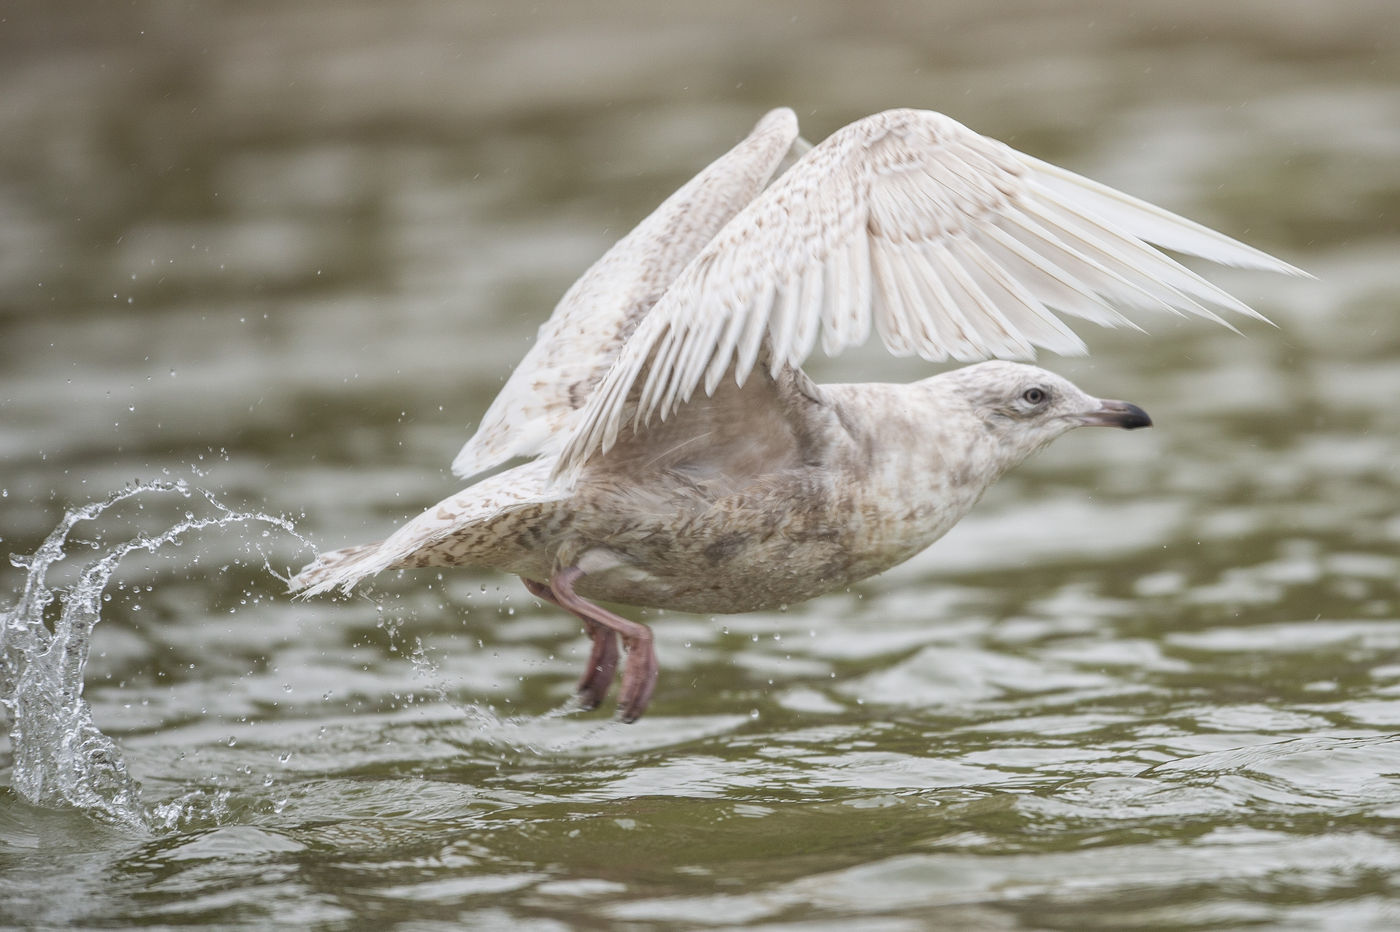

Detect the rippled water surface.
[{"left": 2, "top": 1, "right": 1399, "bottom": 928}]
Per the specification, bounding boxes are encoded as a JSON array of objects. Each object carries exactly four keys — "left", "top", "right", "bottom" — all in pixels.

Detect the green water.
[{"left": 2, "top": 1, "right": 1398, "bottom": 928}]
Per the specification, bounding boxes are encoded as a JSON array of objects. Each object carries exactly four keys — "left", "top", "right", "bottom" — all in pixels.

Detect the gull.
[{"left": 291, "top": 107, "right": 1304, "bottom": 721}]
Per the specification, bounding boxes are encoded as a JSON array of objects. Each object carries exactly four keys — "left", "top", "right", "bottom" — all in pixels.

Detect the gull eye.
[{"left": 1021, "top": 387, "right": 1048, "bottom": 405}]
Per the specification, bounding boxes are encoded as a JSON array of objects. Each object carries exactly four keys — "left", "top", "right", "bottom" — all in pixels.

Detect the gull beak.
[{"left": 1080, "top": 399, "right": 1153, "bottom": 430}]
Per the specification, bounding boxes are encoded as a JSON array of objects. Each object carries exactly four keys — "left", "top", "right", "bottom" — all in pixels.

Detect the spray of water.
[{"left": 0, "top": 481, "right": 295, "bottom": 831}]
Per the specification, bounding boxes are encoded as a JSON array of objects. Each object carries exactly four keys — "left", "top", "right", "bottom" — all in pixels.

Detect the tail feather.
[
  {"left": 291, "top": 459, "right": 563, "bottom": 598},
  {"left": 289, "top": 541, "right": 393, "bottom": 597}
]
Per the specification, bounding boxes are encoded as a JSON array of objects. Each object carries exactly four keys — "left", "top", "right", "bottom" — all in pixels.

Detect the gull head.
[{"left": 939, "top": 360, "right": 1152, "bottom": 464}]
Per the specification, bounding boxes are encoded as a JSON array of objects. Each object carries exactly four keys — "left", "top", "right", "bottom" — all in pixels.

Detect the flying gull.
[{"left": 291, "top": 107, "right": 1304, "bottom": 721}]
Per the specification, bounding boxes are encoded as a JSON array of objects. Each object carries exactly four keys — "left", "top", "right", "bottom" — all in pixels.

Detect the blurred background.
[
  {"left": 3, "top": 0, "right": 1390, "bottom": 536},
  {"left": 1, "top": 1, "right": 1398, "bottom": 928}
]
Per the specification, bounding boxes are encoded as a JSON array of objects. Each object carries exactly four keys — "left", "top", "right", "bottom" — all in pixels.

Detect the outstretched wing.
[
  {"left": 554, "top": 108, "right": 1307, "bottom": 479},
  {"left": 451, "top": 107, "right": 800, "bottom": 480}
]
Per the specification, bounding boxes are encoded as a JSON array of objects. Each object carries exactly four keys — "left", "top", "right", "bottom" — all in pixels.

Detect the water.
[
  {"left": 2, "top": 0, "right": 1399, "bottom": 928},
  {"left": 1, "top": 482, "right": 295, "bottom": 832}
]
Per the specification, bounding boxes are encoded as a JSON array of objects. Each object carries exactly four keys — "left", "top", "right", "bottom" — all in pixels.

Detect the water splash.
[{"left": 0, "top": 481, "right": 295, "bottom": 831}]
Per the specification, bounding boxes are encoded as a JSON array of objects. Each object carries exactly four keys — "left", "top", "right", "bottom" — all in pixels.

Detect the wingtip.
[
  {"left": 450, "top": 442, "right": 484, "bottom": 481},
  {"left": 1200, "top": 242, "right": 1312, "bottom": 279},
  {"left": 1019, "top": 152, "right": 1310, "bottom": 281},
  {"left": 757, "top": 106, "right": 798, "bottom": 132},
  {"left": 1270, "top": 257, "right": 1315, "bottom": 280}
]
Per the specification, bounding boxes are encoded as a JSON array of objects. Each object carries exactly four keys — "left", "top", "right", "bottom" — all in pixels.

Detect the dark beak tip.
[
  {"left": 1118, "top": 402, "right": 1153, "bottom": 430},
  {"left": 1087, "top": 400, "right": 1152, "bottom": 430}
]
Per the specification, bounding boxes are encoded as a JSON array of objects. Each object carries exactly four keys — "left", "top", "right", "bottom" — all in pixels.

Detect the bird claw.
[
  {"left": 575, "top": 624, "right": 619, "bottom": 710},
  {"left": 616, "top": 636, "right": 658, "bottom": 723},
  {"left": 528, "top": 568, "right": 661, "bottom": 722}
]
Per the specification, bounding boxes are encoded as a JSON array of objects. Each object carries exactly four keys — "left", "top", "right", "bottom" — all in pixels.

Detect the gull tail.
[
  {"left": 289, "top": 541, "right": 395, "bottom": 597},
  {"left": 291, "top": 459, "right": 564, "bottom": 598}
]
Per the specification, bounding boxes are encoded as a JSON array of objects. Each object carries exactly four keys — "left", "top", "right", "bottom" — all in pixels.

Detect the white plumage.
[
  {"left": 443, "top": 107, "right": 1299, "bottom": 482},
  {"left": 295, "top": 107, "right": 1304, "bottom": 721},
  {"left": 451, "top": 107, "right": 800, "bottom": 481}
]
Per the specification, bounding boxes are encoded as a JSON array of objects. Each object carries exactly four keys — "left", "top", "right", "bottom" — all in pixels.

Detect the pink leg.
[
  {"left": 522, "top": 568, "right": 658, "bottom": 722},
  {"left": 521, "top": 575, "right": 621, "bottom": 712}
]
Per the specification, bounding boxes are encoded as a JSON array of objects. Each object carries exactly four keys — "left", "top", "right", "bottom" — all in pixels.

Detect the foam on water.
[{"left": 0, "top": 481, "right": 295, "bottom": 831}]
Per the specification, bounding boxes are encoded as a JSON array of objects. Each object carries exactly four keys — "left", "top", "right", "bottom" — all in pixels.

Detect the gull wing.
[
  {"left": 555, "top": 107, "right": 1307, "bottom": 479},
  {"left": 450, "top": 108, "right": 799, "bottom": 480}
]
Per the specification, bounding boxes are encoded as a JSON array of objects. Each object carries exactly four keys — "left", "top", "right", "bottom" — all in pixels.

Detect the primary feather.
[
  {"left": 547, "top": 108, "right": 1307, "bottom": 480},
  {"left": 450, "top": 107, "right": 798, "bottom": 481}
]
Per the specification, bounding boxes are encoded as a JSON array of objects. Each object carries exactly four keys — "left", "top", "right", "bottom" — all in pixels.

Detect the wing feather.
[
  {"left": 1022, "top": 154, "right": 1303, "bottom": 274},
  {"left": 551, "top": 107, "right": 1306, "bottom": 479},
  {"left": 449, "top": 107, "right": 799, "bottom": 480}
]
